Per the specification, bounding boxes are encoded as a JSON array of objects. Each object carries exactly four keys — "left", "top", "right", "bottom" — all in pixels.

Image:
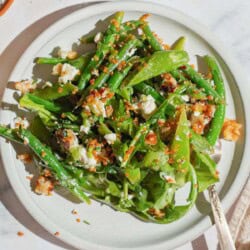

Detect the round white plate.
[{"left": 1, "top": 2, "right": 249, "bottom": 250}]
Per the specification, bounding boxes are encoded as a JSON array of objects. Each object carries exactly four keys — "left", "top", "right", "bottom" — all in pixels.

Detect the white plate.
[{"left": 1, "top": 2, "right": 249, "bottom": 250}]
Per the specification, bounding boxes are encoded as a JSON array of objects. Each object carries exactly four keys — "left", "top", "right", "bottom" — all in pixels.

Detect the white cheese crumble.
[
  {"left": 58, "top": 63, "right": 80, "bottom": 84},
  {"left": 127, "top": 47, "right": 137, "bottom": 57},
  {"left": 89, "top": 99, "right": 106, "bottom": 117},
  {"left": 94, "top": 32, "right": 103, "bottom": 43},
  {"left": 58, "top": 49, "right": 68, "bottom": 59},
  {"left": 79, "top": 147, "right": 97, "bottom": 168},
  {"left": 104, "top": 133, "right": 117, "bottom": 145},
  {"left": 11, "top": 117, "right": 29, "bottom": 129},
  {"left": 52, "top": 63, "right": 62, "bottom": 76},
  {"left": 80, "top": 124, "right": 91, "bottom": 134},
  {"left": 181, "top": 95, "right": 190, "bottom": 102},
  {"left": 140, "top": 95, "right": 157, "bottom": 118},
  {"left": 193, "top": 111, "right": 201, "bottom": 117},
  {"left": 14, "top": 79, "right": 36, "bottom": 94}
]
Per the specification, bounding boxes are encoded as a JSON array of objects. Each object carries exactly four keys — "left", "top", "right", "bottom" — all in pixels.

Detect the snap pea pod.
[
  {"left": 171, "top": 107, "right": 190, "bottom": 186},
  {"left": 134, "top": 82, "right": 164, "bottom": 104},
  {"left": 190, "top": 129, "right": 213, "bottom": 154},
  {"left": 141, "top": 23, "right": 163, "bottom": 51},
  {"left": 181, "top": 64, "right": 221, "bottom": 101},
  {"left": 19, "top": 94, "right": 57, "bottom": 122},
  {"left": 81, "top": 39, "right": 140, "bottom": 100},
  {"left": 33, "top": 83, "right": 78, "bottom": 101},
  {"left": 36, "top": 54, "right": 91, "bottom": 70},
  {"left": 140, "top": 27, "right": 188, "bottom": 85},
  {"left": 127, "top": 50, "right": 189, "bottom": 86},
  {"left": 21, "top": 93, "right": 62, "bottom": 113},
  {"left": 171, "top": 36, "right": 186, "bottom": 50},
  {"left": 204, "top": 56, "right": 225, "bottom": 146},
  {"left": 78, "top": 11, "right": 124, "bottom": 90},
  {"left": 18, "top": 129, "right": 90, "bottom": 203}
]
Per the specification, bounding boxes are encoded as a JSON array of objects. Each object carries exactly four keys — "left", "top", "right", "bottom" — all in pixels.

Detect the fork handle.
[{"left": 208, "top": 185, "right": 236, "bottom": 250}]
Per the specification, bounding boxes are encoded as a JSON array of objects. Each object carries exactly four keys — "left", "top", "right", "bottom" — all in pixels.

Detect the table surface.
[{"left": 0, "top": 0, "right": 249, "bottom": 249}]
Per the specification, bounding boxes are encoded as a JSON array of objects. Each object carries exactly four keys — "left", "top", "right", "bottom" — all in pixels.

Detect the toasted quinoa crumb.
[
  {"left": 17, "top": 153, "right": 32, "bottom": 163},
  {"left": 76, "top": 218, "right": 81, "bottom": 223},
  {"left": 26, "top": 175, "right": 33, "bottom": 180},
  {"left": 57, "top": 87, "right": 63, "bottom": 93},
  {"left": 71, "top": 209, "right": 78, "bottom": 215},
  {"left": 17, "top": 231, "right": 24, "bottom": 237},
  {"left": 54, "top": 231, "right": 60, "bottom": 236}
]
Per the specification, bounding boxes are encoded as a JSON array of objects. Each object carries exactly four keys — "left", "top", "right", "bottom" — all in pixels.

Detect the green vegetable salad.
[{"left": 1, "top": 11, "right": 236, "bottom": 223}]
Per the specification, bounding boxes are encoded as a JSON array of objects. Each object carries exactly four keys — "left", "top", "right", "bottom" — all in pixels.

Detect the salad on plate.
[{"left": 0, "top": 12, "right": 241, "bottom": 223}]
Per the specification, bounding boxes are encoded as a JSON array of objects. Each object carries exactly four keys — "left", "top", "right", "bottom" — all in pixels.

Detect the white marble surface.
[{"left": 0, "top": 0, "right": 249, "bottom": 249}]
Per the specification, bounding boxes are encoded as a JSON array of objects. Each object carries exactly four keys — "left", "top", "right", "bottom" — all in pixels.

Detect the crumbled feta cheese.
[
  {"left": 181, "top": 95, "right": 190, "bottom": 102},
  {"left": 94, "top": 32, "right": 103, "bottom": 43},
  {"left": 89, "top": 100, "right": 106, "bottom": 117},
  {"left": 193, "top": 111, "right": 201, "bottom": 117},
  {"left": 14, "top": 80, "right": 36, "bottom": 94},
  {"left": 79, "top": 147, "right": 97, "bottom": 168},
  {"left": 140, "top": 95, "right": 157, "bottom": 118},
  {"left": 127, "top": 47, "right": 137, "bottom": 57},
  {"left": 117, "top": 156, "right": 123, "bottom": 162},
  {"left": 11, "top": 117, "right": 29, "bottom": 129},
  {"left": 35, "top": 176, "right": 54, "bottom": 196},
  {"left": 58, "top": 63, "right": 80, "bottom": 84},
  {"left": 58, "top": 49, "right": 78, "bottom": 60},
  {"left": 91, "top": 68, "right": 99, "bottom": 77},
  {"left": 58, "top": 49, "right": 68, "bottom": 59},
  {"left": 52, "top": 63, "right": 63, "bottom": 76},
  {"left": 137, "top": 28, "right": 143, "bottom": 35},
  {"left": 80, "top": 124, "right": 91, "bottom": 134},
  {"left": 104, "top": 133, "right": 117, "bottom": 145}
]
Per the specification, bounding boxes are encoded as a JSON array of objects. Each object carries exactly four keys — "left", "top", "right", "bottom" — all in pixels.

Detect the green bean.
[
  {"left": 181, "top": 64, "right": 221, "bottom": 101},
  {"left": 0, "top": 126, "right": 22, "bottom": 143},
  {"left": 18, "top": 129, "right": 90, "bottom": 203},
  {"left": 80, "top": 39, "right": 140, "bottom": 102},
  {"left": 141, "top": 23, "right": 163, "bottom": 51},
  {"left": 89, "top": 39, "right": 140, "bottom": 91},
  {"left": 23, "top": 94, "right": 62, "bottom": 113},
  {"left": 170, "top": 69, "right": 187, "bottom": 82},
  {"left": 204, "top": 56, "right": 225, "bottom": 146},
  {"left": 78, "top": 11, "right": 124, "bottom": 90},
  {"left": 36, "top": 54, "right": 91, "bottom": 69},
  {"left": 36, "top": 57, "right": 66, "bottom": 65},
  {"left": 171, "top": 36, "right": 186, "bottom": 50}
]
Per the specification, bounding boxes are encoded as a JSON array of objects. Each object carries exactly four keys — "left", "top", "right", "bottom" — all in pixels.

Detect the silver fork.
[{"left": 209, "top": 141, "right": 236, "bottom": 250}]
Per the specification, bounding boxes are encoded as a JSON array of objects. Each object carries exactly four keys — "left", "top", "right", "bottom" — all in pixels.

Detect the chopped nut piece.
[
  {"left": 54, "top": 232, "right": 60, "bottom": 236},
  {"left": 35, "top": 176, "right": 54, "bottom": 196},
  {"left": 17, "top": 231, "right": 24, "bottom": 237},
  {"left": 221, "top": 119, "right": 241, "bottom": 141},
  {"left": 17, "top": 153, "right": 32, "bottom": 163},
  {"left": 71, "top": 209, "right": 78, "bottom": 215},
  {"left": 145, "top": 131, "right": 157, "bottom": 145},
  {"left": 15, "top": 80, "right": 36, "bottom": 94},
  {"left": 148, "top": 208, "right": 165, "bottom": 218}
]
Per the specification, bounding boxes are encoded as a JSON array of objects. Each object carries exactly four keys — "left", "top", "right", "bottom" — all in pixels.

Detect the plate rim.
[{"left": 1, "top": 1, "right": 249, "bottom": 250}]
